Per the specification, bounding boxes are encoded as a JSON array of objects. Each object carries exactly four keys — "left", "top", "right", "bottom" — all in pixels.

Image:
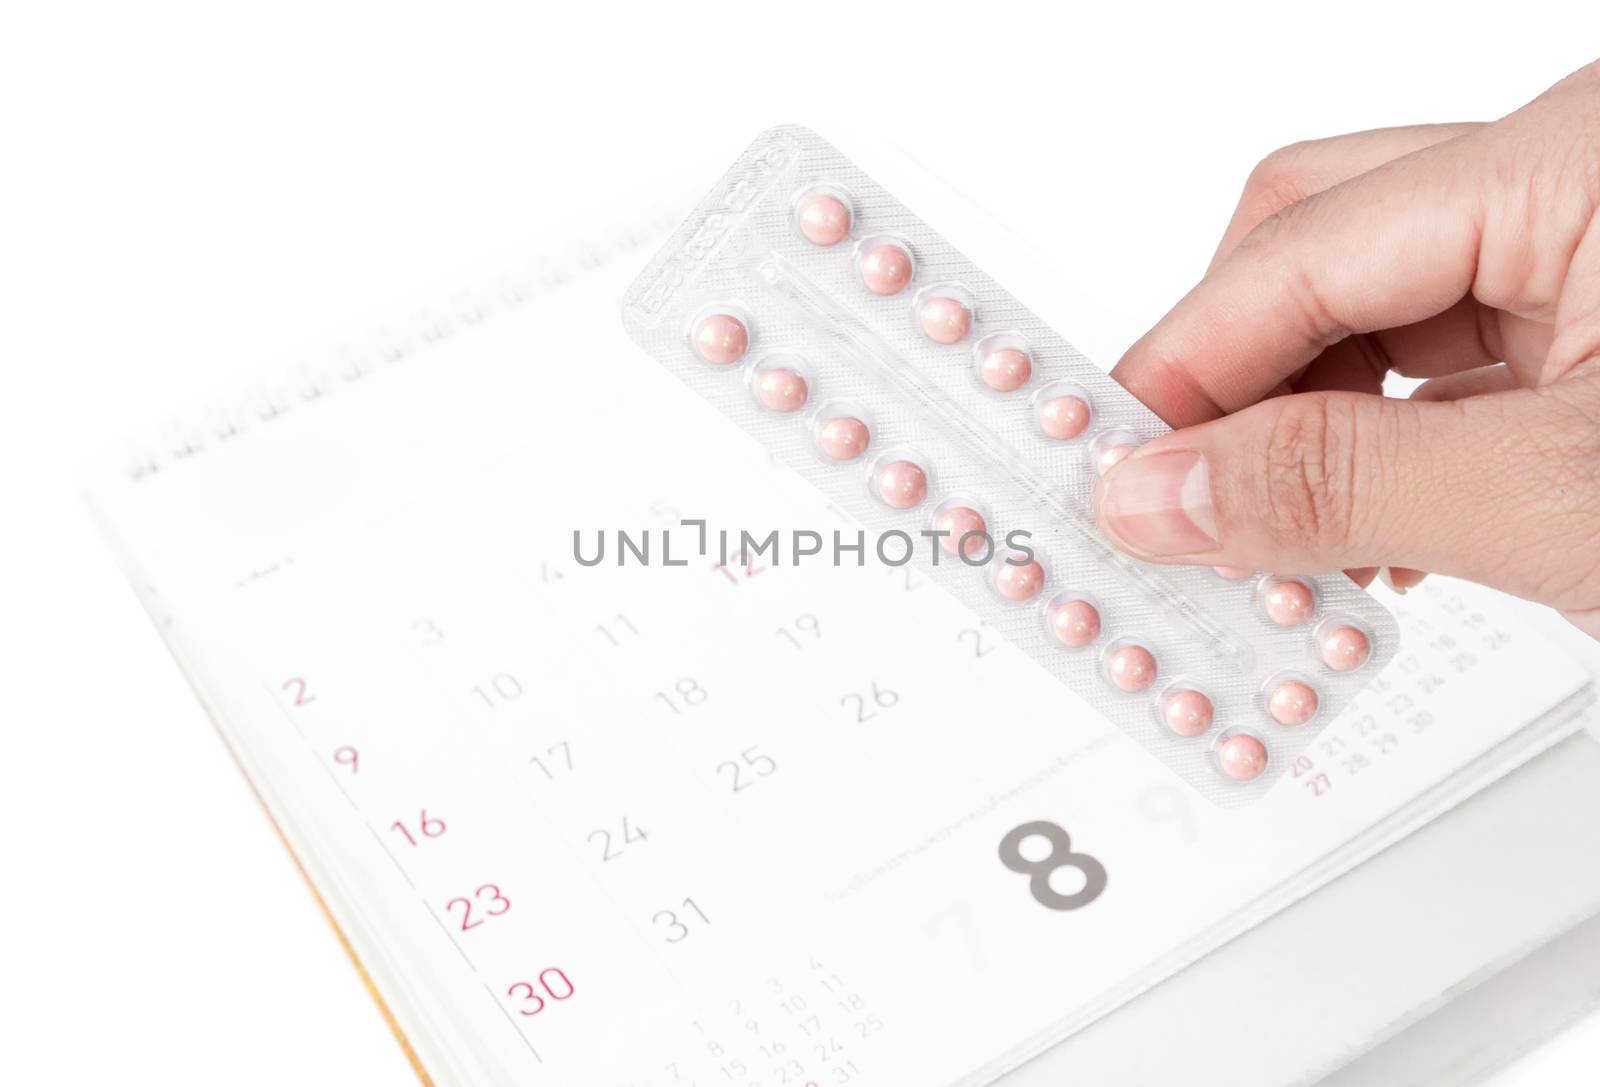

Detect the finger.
[
  {"left": 1563, "top": 607, "right": 1600, "bottom": 640},
  {"left": 1385, "top": 363, "right": 1523, "bottom": 595},
  {"left": 1113, "top": 134, "right": 1488, "bottom": 428},
  {"left": 1277, "top": 345, "right": 1387, "bottom": 593},
  {"left": 1092, "top": 379, "right": 1598, "bottom": 598},
  {"left": 1365, "top": 301, "right": 1553, "bottom": 383},
  {"left": 1348, "top": 566, "right": 1380, "bottom": 589},
  {"left": 1381, "top": 567, "right": 1429, "bottom": 594},
  {"left": 1366, "top": 295, "right": 1501, "bottom": 378},
  {"left": 1288, "top": 337, "right": 1389, "bottom": 396},
  {"left": 1286, "top": 340, "right": 1439, "bottom": 592},
  {"left": 1210, "top": 123, "right": 1484, "bottom": 270},
  {"left": 1411, "top": 363, "right": 1519, "bottom": 402},
  {"left": 1199, "top": 128, "right": 1490, "bottom": 416},
  {"left": 1281, "top": 295, "right": 1518, "bottom": 407},
  {"left": 1267, "top": 348, "right": 1382, "bottom": 595}
]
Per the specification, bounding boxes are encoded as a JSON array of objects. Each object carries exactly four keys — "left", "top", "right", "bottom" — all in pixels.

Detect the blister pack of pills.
[{"left": 621, "top": 125, "right": 1398, "bottom": 804}]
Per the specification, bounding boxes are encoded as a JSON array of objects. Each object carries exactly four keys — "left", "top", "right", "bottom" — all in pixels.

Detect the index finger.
[
  {"left": 1112, "top": 136, "right": 1486, "bottom": 426},
  {"left": 1208, "top": 123, "right": 1483, "bottom": 272}
]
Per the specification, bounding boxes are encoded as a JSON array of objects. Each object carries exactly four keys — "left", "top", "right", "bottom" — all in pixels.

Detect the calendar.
[{"left": 88, "top": 216, "right": 1594, "bottom": 1087}]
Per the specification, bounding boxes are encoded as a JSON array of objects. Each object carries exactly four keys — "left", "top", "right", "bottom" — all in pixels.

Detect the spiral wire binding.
[{"left": 118, "top": 207, "right": 681, "bottom": 484}]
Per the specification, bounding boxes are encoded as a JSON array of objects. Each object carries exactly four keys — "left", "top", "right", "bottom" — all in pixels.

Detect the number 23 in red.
[{"left": 446, "top": 883, "right": 511, "bottom": 931}]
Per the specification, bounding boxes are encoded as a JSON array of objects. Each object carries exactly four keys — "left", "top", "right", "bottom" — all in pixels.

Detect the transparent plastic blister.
[{"left": 622, "top": 125, "right": 1398, "bottom": 804}]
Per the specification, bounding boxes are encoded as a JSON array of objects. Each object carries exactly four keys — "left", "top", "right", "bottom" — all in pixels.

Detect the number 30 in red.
[{"left": 506, "top": 968, "right": 575, "bottom": 1016}]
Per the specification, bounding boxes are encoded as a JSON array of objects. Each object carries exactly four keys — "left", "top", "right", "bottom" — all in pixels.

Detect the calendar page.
[{"left": 88, "top": 224, "right": 1593, "bottom": 1087}]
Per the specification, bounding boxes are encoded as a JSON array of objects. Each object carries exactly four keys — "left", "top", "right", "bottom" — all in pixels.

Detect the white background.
[{"left": 3, "top": 2, "right": 1599, "bottom": 1083}]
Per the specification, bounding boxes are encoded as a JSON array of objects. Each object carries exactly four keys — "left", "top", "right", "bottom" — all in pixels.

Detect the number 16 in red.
[{"left": 391, "top": 809, "right": 447, "bottom": 846}]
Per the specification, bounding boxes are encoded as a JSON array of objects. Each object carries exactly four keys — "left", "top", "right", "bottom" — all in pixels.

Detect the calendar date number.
[
  {"left": 998, "top": 821, "right": 1107, "bottom": 911},
  {"left": 445, "top": 883, "right": 512, "bottom": 931},
  {"left": 505, "top": 968, "right": 575, "bottom": 1016}
]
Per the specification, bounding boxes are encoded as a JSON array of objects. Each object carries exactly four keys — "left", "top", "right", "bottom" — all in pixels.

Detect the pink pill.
[
  {"left": 818, "top": 416, "right": 870, "bottom": 461},
  {"left": 1320, "top": 624, "right": 1371, "bottom": 672},
  {"left": 691, "top": 312, "right": 749, "bottom": 365},
  {"left": 936, "top": 506, "right": 988, "bottom": 557},
  {"left": 1049, "top": 598, "right": 1102, "bottom": 648},
  {"left": 920, "top": 296, "right": 972, "bottom": 344},
  {"left": 1264, "top": 579, "right": 1316, "bottom": 627},
  {"left": 979, "top": 347, "right": 1032, "bottom": 391},
  {"left": 754, "top": 367, "right": 809, "bottom": 413},
  {"left": 1108, "top": 643, "right": 1157, "bottom": 693},
  {"left": 875, "top": 459, "right": 927, "bottom": 509},
  {"left": 1217, "top": 734, "right": 1269, "bottom": 782},
  {"left": 1162, "top": 689, "right": 1214, "bottom": 737},
  {"left": 1038, "top": 394, "right": 1091, "bottom": 440},
  {"left": 859, "top": 242, "right": 914, "bottom": 296},
  {"left": 797, "top": 193, "right": 851, "bottom": 246},
  {"left": 1268, "top": 680, "right": 1319, "bottom": 726},
  {"left": 995, "top": 558, "right": 1046, "bottom": 601},
  {"left": 1212, "top": 566, "right": 1255, "bottom": 580},
  {"left": 1096, "top": 442, "right": 1136, "bottom": 476}
]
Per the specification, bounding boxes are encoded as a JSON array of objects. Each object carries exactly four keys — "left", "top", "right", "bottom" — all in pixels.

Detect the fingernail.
[
  {"left": 1380, "top": 567, "right": 1428, "bottom": 595},
  {"left": 1393, "top": 567, "right": 1428, "bottom": 590},
  {"left": 1096, "top": 449, "right": 1219, "bottom": 557}
]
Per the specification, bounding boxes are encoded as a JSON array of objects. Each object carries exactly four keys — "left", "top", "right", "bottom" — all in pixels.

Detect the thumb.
[{"left": 1092, "top": 384, "right": 1577, "bottom": 586}]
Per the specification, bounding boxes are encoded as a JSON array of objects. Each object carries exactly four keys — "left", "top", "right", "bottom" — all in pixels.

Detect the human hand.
[{"left": 1095, "top": 60, "right": 1600, "bottom": 636}]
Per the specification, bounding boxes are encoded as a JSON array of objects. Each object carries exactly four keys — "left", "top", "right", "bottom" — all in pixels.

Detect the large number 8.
[{"left": 998, "top": 821, "right": 1107, "bottom": 911}]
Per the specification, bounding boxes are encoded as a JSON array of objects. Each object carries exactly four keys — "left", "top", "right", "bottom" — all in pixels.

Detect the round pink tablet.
[
  {"left": 1096, "top": 442, "right": 1136, "bottom": 475},
  {"left": 1217, "top": 734, "right": 1269, "bottom": 782},
  {"left": 1268, "top": 680, "right": 1319, "bottom": 726},
  {"left": 1049, "top": 598, "right": 1101, "bottom": 648},
  {"left": 818, "top": 416, "right": 870, "bottom": 461},
  {"left": 920, "top": 296, "right": 972, "bottom": 344},
  {"left": 936, "top": 506, "right": 987, "bottom": 557},
  {"left": 1320, "top": 624, "right": 1371, "bottom": 672},
  {"left": 1163, "top": 689, "right": 1214, "bottom": 737},
  {"left": 875, "top": 459, "right": 927, "bottom": 509},
  {"left": 754, "top": 367, "right": 809, "bottom": 412},
  {"left": 859, "top": 242, "right": 914, "bottom": 296},
  {"left": 1264, "top": 579, "right": 1315, "bottom": 627},
  {"left": 979, "top": 347, "right": 1032, "bottom": 392},
  {"left": 1038, "top": 394, "right": 1090, "bottom": 439},
  {"left": 995, "top": 559, "right": 1046, "bottom": 601},
  {"left": 1108, "top": 643, "right": 1157, "bottom": 693},
  {"left": 797, "top": 193, "right": 851, "bottom": 246},
  {"left": 691, "top": 312, "right": 749, "bottom": 365},
  {"left": 1212, "top": 566, "right": 1255, "bottom": 580}
]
